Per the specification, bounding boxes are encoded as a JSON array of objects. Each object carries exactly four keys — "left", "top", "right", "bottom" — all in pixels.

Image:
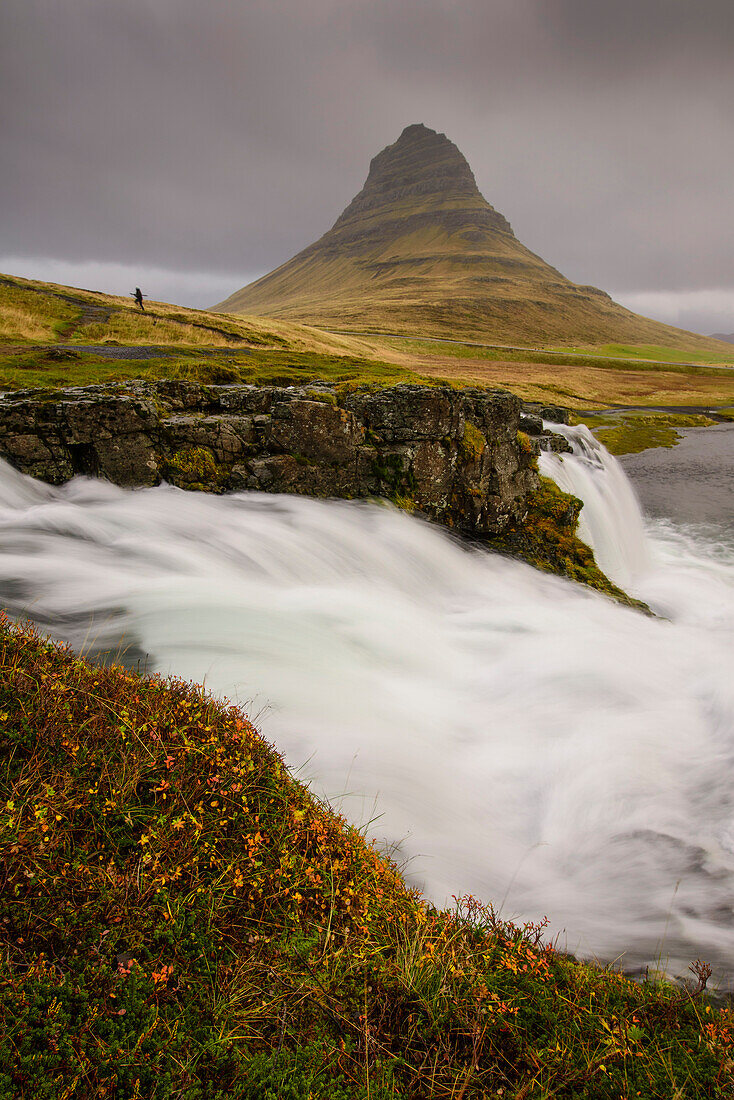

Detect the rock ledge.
[{"left": 0, "top": 381, "right": 544, "bottom": 536}]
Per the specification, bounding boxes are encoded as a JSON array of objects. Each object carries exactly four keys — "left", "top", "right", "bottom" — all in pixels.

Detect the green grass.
[
  {"left": 555, "top": 343, "right": 734, "bottom": 366},
  {"left": 0, "top": 284, "right": 81, "bottom": 344},
  {"left": 0, "top": 345, "right": 431, "bottom": 393},
  {"left": 376, "top": 335, "right": 733, "bottom": 374},
  {"left": 574, "top": 411, "right": 718, "bottom": 455},
  {"left": 2, "top": 615, "right": 732, "bottom": 1098}
]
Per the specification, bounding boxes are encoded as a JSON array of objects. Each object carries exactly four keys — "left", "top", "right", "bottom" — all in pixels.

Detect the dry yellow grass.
[
  {"left": 79, "top": 311, "right": 260, "bottom": 347},
  {"left": 403, "top": 353, "right": 734, "bottom": 408},
  {"left": 0, "top": 273, "right": 394, "bottom": 362},
  {"left": 222, "top": 312, "right": 402, "bottom": 359},
  {"left": 0, "top": 284, "right": 79, "bottom": 342}
]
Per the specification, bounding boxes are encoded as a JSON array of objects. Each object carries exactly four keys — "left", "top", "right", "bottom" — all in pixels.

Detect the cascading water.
[
  {"left": 1, "top": 431, "right": 734, "bottom": 982},
  {"left": 538, "top": 423, "right": 651, "bottom": 590}
]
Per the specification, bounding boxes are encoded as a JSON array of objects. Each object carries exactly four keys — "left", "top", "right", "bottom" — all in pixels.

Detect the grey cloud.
[{"left": 1, "top": 0, "right": 732, "bottom": 328}]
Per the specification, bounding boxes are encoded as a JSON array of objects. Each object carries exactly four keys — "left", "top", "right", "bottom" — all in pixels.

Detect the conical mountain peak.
[
  {"left": 365, "top": 123, "right": 479, "bottom": 200},
  {"left": 333, "top": 123, "right": 512, "bottom": 237},
  {"left": 217, "top": 126, "right": 705, "bottom": 348}
]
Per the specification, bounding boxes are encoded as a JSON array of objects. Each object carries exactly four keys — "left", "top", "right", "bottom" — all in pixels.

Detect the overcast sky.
[{"left": 2, "top": 0, "right": 732, "bottom": 333}]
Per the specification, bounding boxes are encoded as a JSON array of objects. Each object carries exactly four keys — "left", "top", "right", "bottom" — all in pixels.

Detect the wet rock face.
[{"left": 0, "top": 381, "right": 539, "bottom": 536}]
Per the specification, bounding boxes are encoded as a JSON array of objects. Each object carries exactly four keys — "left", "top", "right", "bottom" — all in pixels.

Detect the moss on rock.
[
  {"left": 163, "top": 446, "right": 230, "bottom": 491},
  {"left": 460, "top": 420, "right": 487, "bottom": 462},
  {"left": 515, "top": 429, "right": 535, "bottom": 456},
  {"left": 489, "top": 476, "right": 651, "bottom": 612}
]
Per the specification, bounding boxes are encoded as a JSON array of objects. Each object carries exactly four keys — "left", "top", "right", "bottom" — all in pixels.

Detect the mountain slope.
[{"left": 218, "top": 124, "right": 723, "bottom": 353}]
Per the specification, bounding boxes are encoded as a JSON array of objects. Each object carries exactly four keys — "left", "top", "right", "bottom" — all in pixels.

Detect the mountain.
[
  {"left": 711, "top": 333, "right": 734, "bottom": 344},
  {"left": 216, "top": 124, "right": 722, "bottom": 351}
]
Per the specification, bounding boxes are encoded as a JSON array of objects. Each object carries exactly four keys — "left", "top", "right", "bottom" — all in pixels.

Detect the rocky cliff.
[{"left": 0, "top": 381, "right": 557, "bottom": 537}]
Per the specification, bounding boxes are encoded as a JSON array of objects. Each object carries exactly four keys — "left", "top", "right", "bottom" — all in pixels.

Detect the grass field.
[
  {"left": 0, "top": 344, "right": 431, "bottom": 392},
  {"left": 569, "top": 410, "right": 724, "bottom": 455},
  {"left": 364, "top": 335, "right": 734, "bottom": 410},
  {"left": 2, "top": 270, "right": 734, "bottom": 416},
  {"left": 554, "top": 342, "right": 734, "bottom": 366},
  {"left": 0, "top": 282, "right": 82, "bottom": 343}
]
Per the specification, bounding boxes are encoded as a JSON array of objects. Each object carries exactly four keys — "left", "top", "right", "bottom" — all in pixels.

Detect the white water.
[
  {"left": 1, "top": 432, "right": 734, "bottom": 981},
  {"left": 539, "top": 423, "right": 651, "bottom": 590}
]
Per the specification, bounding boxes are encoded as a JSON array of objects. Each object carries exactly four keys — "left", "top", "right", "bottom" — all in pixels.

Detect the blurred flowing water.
[{"left": 1, "top": 427, "right": 733, "bottom": 982}]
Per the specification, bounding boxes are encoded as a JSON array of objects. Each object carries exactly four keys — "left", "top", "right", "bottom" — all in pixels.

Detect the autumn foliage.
[{"left": 1, "top": 616, "right": 733, "bottom": 1098}]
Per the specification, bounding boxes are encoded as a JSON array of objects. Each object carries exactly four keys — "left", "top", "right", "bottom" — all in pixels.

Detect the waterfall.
[
  {"left": 1, "top": 446, "right": 733, "bottom": 982},
  {"left": 539, "top": 423, "right": 650, "bottom": 590}
]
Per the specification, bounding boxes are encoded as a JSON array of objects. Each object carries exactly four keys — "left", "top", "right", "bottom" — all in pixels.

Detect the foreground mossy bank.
[{"left": 2, "top": 620, "right": 732, "bottom": 1099}]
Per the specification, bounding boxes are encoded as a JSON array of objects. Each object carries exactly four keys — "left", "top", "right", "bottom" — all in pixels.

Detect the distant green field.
[
  {"left": 554, "top": 342, "right": 734, "bottom": 366},
  {"left": 376, "top": 334, "right": 733, "bottom": 374},
  {"left": 365, "top": 333, "right": 734, "bottom": 410}
]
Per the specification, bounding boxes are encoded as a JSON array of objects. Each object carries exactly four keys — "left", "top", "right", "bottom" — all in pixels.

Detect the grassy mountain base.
[
  {"left": 382, "top": 336, "right": 734, "bottom": 410},
  {"left": 2, "top": 617, "right": 732, "bottom": 1099}
]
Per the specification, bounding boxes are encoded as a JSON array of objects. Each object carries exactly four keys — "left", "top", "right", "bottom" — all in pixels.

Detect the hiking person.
[{"left": 133, "top": 287, "right": 145, "bottom": 311}]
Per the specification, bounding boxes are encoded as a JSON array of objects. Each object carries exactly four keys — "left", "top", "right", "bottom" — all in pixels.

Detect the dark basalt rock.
[
  {"left": 332, "top": 123, "right": 513, "bottom": 240},
  {"left": 521, "top": 402, "right": 571, "bottom": 425},
  {"left": 0, "top": 381, "right": 542, "bottom": 537}
]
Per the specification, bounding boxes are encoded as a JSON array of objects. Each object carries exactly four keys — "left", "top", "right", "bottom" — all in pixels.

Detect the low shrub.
[{"left": 1, "top": 617, "right": 730, "bottom": 1097}]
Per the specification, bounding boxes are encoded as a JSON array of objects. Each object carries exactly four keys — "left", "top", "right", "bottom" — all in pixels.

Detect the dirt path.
[{"left": 15, "top": 343, "right": 233, "bottom": 361}]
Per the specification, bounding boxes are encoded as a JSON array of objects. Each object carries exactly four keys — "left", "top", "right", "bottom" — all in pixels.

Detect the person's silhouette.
[{"left": 133, "top": 287, "right": 145, "bottom": 311}]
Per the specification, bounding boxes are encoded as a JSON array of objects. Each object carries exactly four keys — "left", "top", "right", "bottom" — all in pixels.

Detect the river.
[{"left": 1, "top": 424, "right": 733, "bottom": 983}]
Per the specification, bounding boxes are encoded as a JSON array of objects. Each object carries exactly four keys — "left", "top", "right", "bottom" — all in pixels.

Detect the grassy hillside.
[
  {"left": 2, "top": 616, "right": 733, "bottom": 1099},
  {"left": 2, "top": 271, "right": 733, "bottom": 410},
  {"left": 0, "top": 272, "right": 431, "bottom": 392},
  {"left": 217, "top": 219, "right": 727, "bottom": 354},
  {"left": 0, "top": 272, "right": 386, "bottom": 358}
]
